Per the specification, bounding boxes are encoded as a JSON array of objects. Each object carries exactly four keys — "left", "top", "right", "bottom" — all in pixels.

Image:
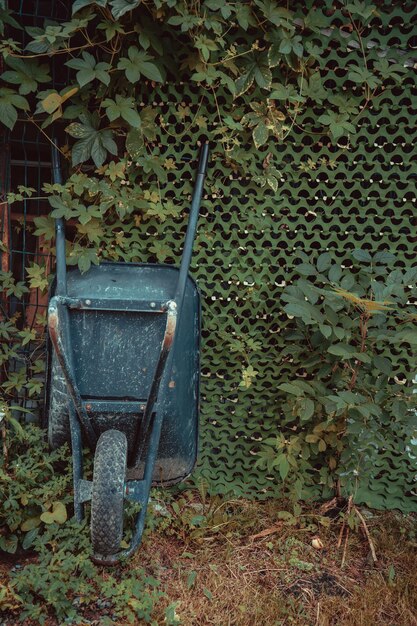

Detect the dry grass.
[
  {"left": 133, "top": 496, "right": 417, "bottom": 626},
  {"left": 2, "top": 494, "right": 416, "bottom": 625}
]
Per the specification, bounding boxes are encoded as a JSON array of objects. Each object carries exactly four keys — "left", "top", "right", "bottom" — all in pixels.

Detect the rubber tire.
[
  {"left": 91, "top": 429, "right": 127, "bottom": 557},
  {"left": 47, "top": 352, "right": 71, "bottom": 449}
]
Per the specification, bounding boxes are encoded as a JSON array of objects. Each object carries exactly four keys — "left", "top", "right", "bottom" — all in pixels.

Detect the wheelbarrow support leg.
[{"left": 48, "top": 297, "right": 97, "bottom": 447}]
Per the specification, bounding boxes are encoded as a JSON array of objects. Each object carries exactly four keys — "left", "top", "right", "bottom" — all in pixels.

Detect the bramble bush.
[{"left": 258, "top": 251, "right": 417, "bottom": 502}]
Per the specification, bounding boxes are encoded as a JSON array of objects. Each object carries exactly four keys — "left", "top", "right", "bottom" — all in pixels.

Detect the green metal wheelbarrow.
[{"left": 45, "top": 143, "right": 209, "bottom": 564}]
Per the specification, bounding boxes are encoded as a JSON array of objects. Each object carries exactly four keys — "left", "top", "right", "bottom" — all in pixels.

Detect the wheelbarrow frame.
[{"left": 47, "top": 143, "right": 209, "bottom": 564}]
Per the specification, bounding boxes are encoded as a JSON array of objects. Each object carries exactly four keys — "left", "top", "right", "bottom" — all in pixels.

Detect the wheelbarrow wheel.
[
  {"left": 91, "top": 429, "right": 127, "bottom": 557},
  {"left": 47, "top": 352, "right": 71, "bottom": 449}
]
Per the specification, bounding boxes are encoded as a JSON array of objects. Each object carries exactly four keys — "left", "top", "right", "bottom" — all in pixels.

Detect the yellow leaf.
[
  {"left": 333, "top": 288, "right": 393, "bottom": 314},
  {"left": 41, "top": 92, "right": 62, "bottom": 114}
]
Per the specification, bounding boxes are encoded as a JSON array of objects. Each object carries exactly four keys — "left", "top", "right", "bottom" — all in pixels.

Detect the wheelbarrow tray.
[{"left": 46, "top": 261, "right": 200, "bottom": 485}]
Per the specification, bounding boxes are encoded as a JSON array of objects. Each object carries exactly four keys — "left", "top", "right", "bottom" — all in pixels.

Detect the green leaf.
[
  {"left": 235, "top": 3, "right": 254, "bottom": 30},
  {"left": 72, "top": 0, "right": 107, "bottom": 13},
  {"left": 40, "top": 501, "right": 67, "bottom": 525},
  {"left": 373, "top": 251, "right": 396, "bottom": 264},
  {"left": 22, "top": 528, "right": 39, "bottom": 550},
  {"left": 373, "top": 356, "right": 392, "bottom": 376},
  {"left": 110, "top": 0, "right": 140, "bottom": 18},
  {"left": 317, "top": 252, "right": 332, "bottom": 273},
  {"left": 187, "top": 570, "right": 197, "bottom": 589},
  {"left": 328, "top": 265, "right": 342, "bottom": 282},
  {"left": 395, "top": 329, "right": 417, "bottom": 346},
  {"left": 0, "top": 534, "right": 18, "bottom": 554},
  {"left": 2, "top": 58, "right": 51, "bottom": 95},
  {"left": 352, "top": 249, "right": 372, "bottom": 263},
  {"left": 235, "top": 53, "right": 271, "bottom": 96},
  {"left": 318, "top": 111, "right": 356, "bottom": 140},
  {"left": 0, "top": 87, "right": 29, "bottom": 130},
  {"left": 255, "top": 0, "right": 293, "bottom": 27},
  {"left": 348, "top": 66, "right": 380, "bottom": 90},
  {"left": 21, "top": 516, "right": 42, "bottom": 532},
  {"left": 345, "top": 1, "right": 376, "bottom": 21},
  {"left": 327, "top": 344, "right": 356, "bottom": 358},
  {"left": 0, "top": 8, "right": 23, "bottom": 34},
  {"left": 66, "top": 51, "right": 111, "bottom": 87},
  {"left": 319, "top": 324, "right": 332, "bottom": 339},
  {"left": 66, "top": 112, "right": 117, "bottom": 167},
  {"left": 297, "top": 262, "right": 316, "bottom": 276},
  {"left": 102, "top": 94, "right": 141, "bottom": 127},
  {"left": 126, "top": 128, "right": 145, "bottom": 159},
  {"left": 117, "top": 46, "right": 164, "bottom": 83},
  {"left": 279, "top": 382, "right": 305, "bottom": 396},
  {"left": 252, "top": 121, "right": 269, "bottom": 148},
  {"left": 203, "top": 587, "right": 213, "bottom": 601},
  {"left": 301, "top": 72, "right": 328, "bottom": 104},
  {"left": 276, "top": 453, "right": 290, "bottom": 480},
  {"left": 298, "top": 398, "right": 315, "bottom": 421}
]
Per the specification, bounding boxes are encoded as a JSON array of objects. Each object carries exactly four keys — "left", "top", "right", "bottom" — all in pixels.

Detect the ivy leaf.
[
  {"left": 72, "top": 0, "right": 107, "bottom": 12},
  {"left": 234, "top": 4, "right": 254, "bottom": 30},
  {"left": 117, "top": 46, "right": 164, "bottom": 83},
  {"left": 239, "top": 364, "right": 259, "bottom": 389},
  {"left": 19, "top": 327, "right": 37, "bottom": 346},
  {"left": 97, "top": 19, "right": 125, "bottom": 42},
  {"left": 235, "top": 52, "right": 272, "bottom": 96},
  {"left": 149, "top": 240, "right": 172, "bottom": 262},
  {"left": 70, "top": 246, "right": 100, "bottom": 273},
  {"left": 77, "top": 218, "right": 104, "bottom": 243},
  {"left": 33, "top": 216, "right": 55, "bottom": 241},
  {"left": 254, "top": 1, "right": 293, "bottom": 29},
  {"left": 110, "top": 0, "right": 141, "bottom": 19},
  {"left": 136, "top": 154, "right": 167, "bottom": 182},
  {"left": 345, "top": 1, "right": 376, "bottom": 21},
  {"left": 2, "top": 58, "right": 51, "bottom": 95},
  {"left": 66, "top": 51, "right": 111, "bottom": 87},
  {"left": 301, "top": 72, "right": 328, "bottom": 104},
  {"left": 0, "top": 8, "right": 23, "bottom": 35},
  {"left": 102, "top": 94, "right": 141, "bottom": 127},
  {"left": 348, "top": 66, "right": 380, "bottom": 90},
  {"left": 303, "top": 8, "right": 328, "bottom": 31},
  {"left": 269, "top": 83, "right": 299, "bottom": 101},
  {"left": 374, "top": 58, "right": 406, "bottom": 83},
  {"left": 145, "top": 199, "right": 180, "bottom": 223},
  {"left": 279, "top": 34, "right": 303, "bottom": 57},
  {"left": 126, "top": 128, "right": 145, "bottom": 159},
  {"left": 0, "top": 88, "right": 29, "bottom": 130},
  {"left": 318, "top": 111, "right": 356, "bottom": 140},
  {"left": 66, "top": 112, "right": 117, "bottom": 167},
  {"left": 26, "top": 263, "right": 48, "bottom": 291},
  {"left": 252, "top": 121, "right": 269, "bottom": 148},
  {"left": 328, "top": 94, "right": 360, "bottom": 116},
  {"left": 194, "top": 35, "right": 218, "bottom": 62},
  {"left": 167, "top": 13, "right": 202, "bottom": 32}
]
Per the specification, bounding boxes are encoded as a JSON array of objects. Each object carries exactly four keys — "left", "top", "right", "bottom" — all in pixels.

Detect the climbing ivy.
[{"left": 1, "top": 0, "right": 407, "bottom": 270}]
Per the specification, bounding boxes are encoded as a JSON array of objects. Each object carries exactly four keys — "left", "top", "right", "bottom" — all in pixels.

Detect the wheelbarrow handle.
[
  {"left": 174, "top": 143, "right": 209, "bottom": 309},
  {"left": 51, "top": 141, "right": 67, "bottom": 296},
  {"left": 198, "top": 142, "right": 209, "bottom": 176}
]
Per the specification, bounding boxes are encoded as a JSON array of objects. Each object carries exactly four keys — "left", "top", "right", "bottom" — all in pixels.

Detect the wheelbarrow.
[{"left": 45, "top": 143, "right": 209, "bottom": 564}]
